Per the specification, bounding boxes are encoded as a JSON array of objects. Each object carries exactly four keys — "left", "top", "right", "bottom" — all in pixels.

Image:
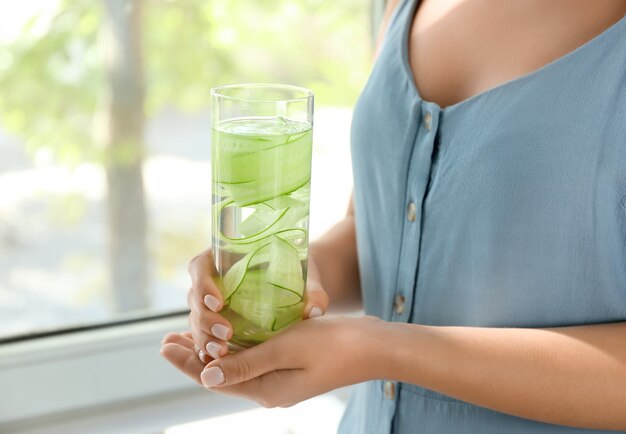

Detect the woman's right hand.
[
  {"left": 186, "top": 248, "right": 329, "bottom": 363},
  {"left": 186, "top": 249, "right": 232, "bottom": 362}
]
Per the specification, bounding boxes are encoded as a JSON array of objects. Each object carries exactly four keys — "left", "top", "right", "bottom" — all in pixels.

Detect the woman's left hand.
[{"left": 160, "top": 315, "right": 385, "bottom": 408}]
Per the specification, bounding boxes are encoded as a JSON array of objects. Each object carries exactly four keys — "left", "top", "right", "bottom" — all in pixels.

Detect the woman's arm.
[
  {"left": 162, "top": 316, "right": 626, "bottom": 430},
  {"left": 378, "top": 320, "right": 626, "bottom": 430},
  {"left": 308, "top": 199, "right": 361, "bottom": 311}
]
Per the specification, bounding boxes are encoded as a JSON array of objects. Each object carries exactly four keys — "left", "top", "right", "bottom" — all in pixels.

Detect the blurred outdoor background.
[{"left": 0, "top": 0, "right": 372, "bottom": 339}]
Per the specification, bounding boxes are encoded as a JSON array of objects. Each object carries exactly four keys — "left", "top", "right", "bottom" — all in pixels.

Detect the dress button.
[
  {"left": 407, "top": 202, "right": 417, "bottom": 222},
  {"left": 394, "top": 294, "right": 405, "bottom": 314},
  {"left": 424, "top": 111, "right": 432, "bottom": 130},
  {"left": 384, "top": 381, "right": 396, "bottom": 400}
]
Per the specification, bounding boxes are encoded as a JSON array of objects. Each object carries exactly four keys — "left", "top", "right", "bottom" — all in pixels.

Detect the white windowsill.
[
  {"left": 0, "top": 315, "right": 353, "bottom": 434},
  {"left": 0, "top": 316, "right": 203, "bottom": 429}
]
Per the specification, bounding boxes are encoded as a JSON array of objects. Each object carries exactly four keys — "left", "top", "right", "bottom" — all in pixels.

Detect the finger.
[
  {"left": 160, "top": 343, "right": 205, "bottom": 385},
  {"left": 199, "top": 339, "right": 294, "bottom": 388},
  {"left": 303, "top": 259, "right": 329, "bottom": 319},
  {"left": 162, "top": 330, "right": 226, "bottom": 363},
  {"left": 188, "top": 249, "right": 224, "bottom": 312},
  {"left": 189, "top": 308, "right": 233, "bottom": 345},
  {"left": 188, "top": 310, "right": 231, "bottom": 360},
  {"left": 303, "top": 283, "right": 329, "bottom": 319},
  {"left": 161, "top": 332, "right": 195, "bottom": 351},
  {"left": 167, "top": 322, "right": 213, "bottom": 364}
]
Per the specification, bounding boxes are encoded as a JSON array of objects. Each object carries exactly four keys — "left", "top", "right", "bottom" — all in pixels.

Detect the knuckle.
[
  {"left": 189, "top": 312, "right": 207, "bottom": 334},
  {"left": 189, "top": 311, "right": 207, "bottom": 333},
  {"left": 233, "top": 357, "right": 252, "bottom": 383},
  {"left": 187, "top": 253, "right": 202, "bottom": 275}
]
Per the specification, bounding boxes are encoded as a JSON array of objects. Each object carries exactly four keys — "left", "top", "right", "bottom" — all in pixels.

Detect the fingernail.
[
  {"left": 206, "top": 341, "right": 222, "bottom": 359},
  {"left": 201, "top": 366, "right": 225, "bottom": 388},
  {"left": 309, "top": 306, "right": 323, "bottom": 318},
  {"left": 211, "top": 323, "right": 230, "bottom": 341},
  {"left": 204, "top": 294, "right": 220, "bottom": 312},
  {"left": 198, "top": 349, "right": 208, "bottom": 363}
]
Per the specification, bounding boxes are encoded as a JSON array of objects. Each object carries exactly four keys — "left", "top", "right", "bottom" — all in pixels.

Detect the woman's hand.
[
  {"left": 160, "top": 315, "right": 384, "bottom": 408},
  {"left": 185, "top": 249, "right": 330, "bottom": 362}
]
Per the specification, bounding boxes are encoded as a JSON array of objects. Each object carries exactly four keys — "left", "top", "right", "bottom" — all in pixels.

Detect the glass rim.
[{"left": 211, "top": 83, "right": 314, "bottom": 103}]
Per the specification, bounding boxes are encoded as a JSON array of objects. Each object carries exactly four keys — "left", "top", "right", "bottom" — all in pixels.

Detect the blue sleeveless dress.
[{"left": 340, "top": 0, "right": 626, "bottom": 431}]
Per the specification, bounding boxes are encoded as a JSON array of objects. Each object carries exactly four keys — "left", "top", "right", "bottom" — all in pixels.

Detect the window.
[
  {"left": 0, "top": 0, "right": 379, "bottom": 431},
  {"left": 0, "top": 0, "right": 371, "bottom": 340}
]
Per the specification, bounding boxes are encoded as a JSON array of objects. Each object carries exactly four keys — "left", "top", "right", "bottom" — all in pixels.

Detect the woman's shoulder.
[{"left": 374, "top": 0, "right": 405, "bottom": 57}]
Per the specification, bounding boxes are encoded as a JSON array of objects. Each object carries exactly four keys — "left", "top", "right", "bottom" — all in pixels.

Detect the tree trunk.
[{"left": 101, "top": 0, "right": 148, "bottom": 311}]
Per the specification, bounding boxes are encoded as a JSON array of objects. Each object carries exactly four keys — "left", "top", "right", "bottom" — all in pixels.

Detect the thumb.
[
  {"left": 303, "top": 259, "right": 329, "bottom": 319},
  {"left": 200, "top": 344, "right": 274, "bottom": 388},
  {"left": 304, "top": 283, "right": 329, "bottom": 319}
]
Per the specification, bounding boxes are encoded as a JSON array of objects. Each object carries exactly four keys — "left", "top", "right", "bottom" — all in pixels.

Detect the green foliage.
[
  {"left": 0, "top": 0, "right": 371, "bottom": 163},
  {"left": 0, "top": 1, "right": 103, "bottom": 164}
]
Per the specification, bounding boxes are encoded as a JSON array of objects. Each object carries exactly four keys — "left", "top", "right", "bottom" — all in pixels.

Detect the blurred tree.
[
  {"left": 0, "top": 0, "right": 148, "bottom": 311},
  {"left": 99, "top": 0, "right": 148, "bottom": 310}
]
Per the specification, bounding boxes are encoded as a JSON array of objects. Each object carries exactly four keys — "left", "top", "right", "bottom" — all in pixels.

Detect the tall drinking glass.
[{"left": 210, "top": 84, "right": 314, "bottom": 350}]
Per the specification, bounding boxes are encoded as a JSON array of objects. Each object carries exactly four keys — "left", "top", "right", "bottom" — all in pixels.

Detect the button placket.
[{"left": 393, "top": 104, "right": 440, "bottom": 326}]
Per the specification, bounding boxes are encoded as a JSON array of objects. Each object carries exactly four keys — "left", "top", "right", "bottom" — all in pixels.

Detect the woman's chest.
[{"left": 409, "top": 0, "right": 626, "bottom": 108}]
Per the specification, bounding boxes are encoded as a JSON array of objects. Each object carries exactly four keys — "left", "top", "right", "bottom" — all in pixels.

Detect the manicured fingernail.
[
  {"left": 206, "top": 341, "right": 222, "bottom": 359},
  {"left": 198, "top": 349, "right": 208, "bottom": 363},
  {"left": 204, "top": 295, "right": 220, "bottom": 312},
  {"left": 211, "top": 323, "right": 230, "bottom": 341},
  {"left": 309, "top": 306, "right": 323, "bottom": 318},
  {"left": 201, "top": 366, "right": 225, "bottom": 388}
]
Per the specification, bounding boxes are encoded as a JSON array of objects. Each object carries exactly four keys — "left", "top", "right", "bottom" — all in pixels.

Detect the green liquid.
[{"left": 211, "top": 116, "right": 312, "bottom": 348}]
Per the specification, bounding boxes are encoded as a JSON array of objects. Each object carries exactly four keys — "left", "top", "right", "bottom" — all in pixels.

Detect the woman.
[{"left": 161, "top": 0, "right": 626, "bottom": 431}]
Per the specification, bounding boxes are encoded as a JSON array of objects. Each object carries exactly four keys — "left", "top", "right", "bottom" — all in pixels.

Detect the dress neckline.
[{"left": 399, "top": 0, "right": 626, "bottom": 113}]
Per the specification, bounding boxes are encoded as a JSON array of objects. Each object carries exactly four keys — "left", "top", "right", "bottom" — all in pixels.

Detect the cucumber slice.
[
  {"left": 213, "top": 196, "right": 309, "bottom": 254},
  {"left": 221, "top": 243, "right": 271, "bottom": 300},
  {"left": 225, "top": 236, "right": 305, "bottom": 330},
  {"left": 215, "top": 132, "right": 312, "bottom": 207},
  {"left": 230, "top": 269, "right": 301, "bottom": 308},
  {"left": 219, "top": 228, "right": 307, "bottom": 255},
  {"left": 230, "top": 298, "right": 276, "bottom": 330},
  {"left": 272, "top": 302, "right": 304, "bottom": 331},
  {"left": 265, "top": 236, "right": 304, "bottom": 298},
  {"left": 214, "top": 128, "right": 311, "bottom": 185},
  {"left": 237, "top": 205, "right": 286, "bottom": 238}
]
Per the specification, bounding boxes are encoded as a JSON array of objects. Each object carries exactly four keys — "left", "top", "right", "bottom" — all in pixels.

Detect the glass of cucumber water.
[{"left": 210, "top": 84, "right": 313, "bottom": 350}]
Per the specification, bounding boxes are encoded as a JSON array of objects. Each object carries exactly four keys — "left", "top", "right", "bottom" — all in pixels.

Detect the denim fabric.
[{"left": 339, "top": 0, "right": 626, "bottom": 432}]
